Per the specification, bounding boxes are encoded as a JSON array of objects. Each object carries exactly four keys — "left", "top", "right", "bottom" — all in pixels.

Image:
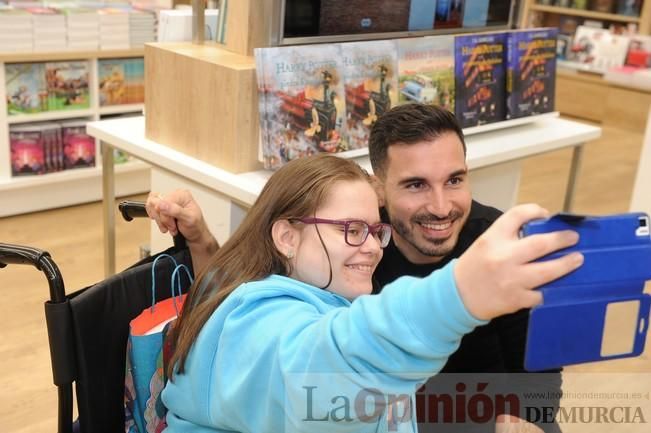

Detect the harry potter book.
[
  {"left": 397, "top": 35, "right": 455, "bottom": 112},
  {"left": 341, "top": 40, "right": 398, "bottom": 149},
  {"left": 454, "top": 32, "right": 507, "bottom": 128},
  {"left": 254, "top": 44, "right": 346, "bottom": 170},
  {"left": 506, "top": 28, "right": 558, "bottom": 119}
]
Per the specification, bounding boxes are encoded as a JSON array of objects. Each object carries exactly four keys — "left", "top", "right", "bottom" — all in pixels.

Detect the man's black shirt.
[
  {"left": 373, "top": 200, "right": 529, "bottom": 373},
  {"left": 373, "top": 200, "right": 561, "bottom": 432}
]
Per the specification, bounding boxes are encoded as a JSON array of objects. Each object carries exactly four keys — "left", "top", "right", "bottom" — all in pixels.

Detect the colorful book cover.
[
  {"left": 397, "top": 35, "right": 454, "bottom": 112},
  {"left": 342, "top": 40, "right": 398, "bottom": 149},
  {"left": 61, "top": 121, "right": 96, "bottom": 169},
  {"left": 625, "top": 35, "right": 651, "bottom": 68},
  {"left": 253, "top": 47, "right": 270, "bottom": 163},
  {"left": 99, "top": 59, "right": 127, "bottom": 106},
  {"left": 41, "top": 124, "right": 58, "bottom": 173},
  {"left": 571, "top": 26, "right": 630, "bottom": 73},
  {"left": 257, "top": 44, "right": 346, "bottom": 170},
  {"left": 45, "top": 61, "right": 90, "bottom": 111},
  {"left": 10, "top": 126, "right": 45, "bottom": 176},
  {"left": 454, "top": 32, "right": 507, "bottom": 128},
  {"left": 5, "top": 63, "right": 48, "bottom": 115},
  {"left": 125, "top": 58, "right": 145, "bottom": 104},
  {"left": 506, "top": 28, "right": 558, "bottom": 119}
]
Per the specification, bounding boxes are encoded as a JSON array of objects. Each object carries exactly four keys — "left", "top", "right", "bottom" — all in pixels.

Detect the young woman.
[{"left": 148, "top": 154, "right": 582, "bottom": 433}]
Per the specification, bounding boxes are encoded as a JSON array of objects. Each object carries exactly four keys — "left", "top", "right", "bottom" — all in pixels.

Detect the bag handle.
[
  {"left": 150, "top": 254, "right": 179, "bottom": 312},
  {"left": 171, "top": 264, "right": 194, "bottom": 315}
]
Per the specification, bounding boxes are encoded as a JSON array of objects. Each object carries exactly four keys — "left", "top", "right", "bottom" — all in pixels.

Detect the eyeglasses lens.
[{"left": 345, "top": 221, "right": 368, "bottom": 246}]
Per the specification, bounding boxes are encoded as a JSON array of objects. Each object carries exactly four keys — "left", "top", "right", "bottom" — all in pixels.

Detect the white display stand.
[{"left": 87, "top": 114, "right": 602, "bottom": 276}]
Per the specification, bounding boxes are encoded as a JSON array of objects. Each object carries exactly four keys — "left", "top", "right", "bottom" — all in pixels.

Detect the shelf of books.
[
  {"left": 0, "top": 50, "right": 150, "bottom": 216},
  {"left": 529, "top": 4, "right": 643, "bottom": 24},
  {"left": 254, "top": 28, "right": 559, "bottom": 170}
]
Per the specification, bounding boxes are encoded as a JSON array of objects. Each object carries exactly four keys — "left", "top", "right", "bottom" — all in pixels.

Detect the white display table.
[{"left": 88, "top": 114, "right": 602, "bottom": 276}]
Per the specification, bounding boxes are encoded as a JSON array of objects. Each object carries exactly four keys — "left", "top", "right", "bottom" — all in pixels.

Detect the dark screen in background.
[{"left": 283, "top": 0, "right": 512, "bottom": 40}]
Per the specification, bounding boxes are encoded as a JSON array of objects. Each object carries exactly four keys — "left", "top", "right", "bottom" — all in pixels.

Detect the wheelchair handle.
[
  {"left": 118, "top": 200, "right": 187, "bottom": 250},
  {"left": 0, "top": 243, "right": 66, "bottom": 303}
]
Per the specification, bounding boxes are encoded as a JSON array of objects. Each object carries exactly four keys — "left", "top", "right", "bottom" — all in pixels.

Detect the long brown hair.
[{"left": 168, "top": 154, "right": 371, "bottom": 377}]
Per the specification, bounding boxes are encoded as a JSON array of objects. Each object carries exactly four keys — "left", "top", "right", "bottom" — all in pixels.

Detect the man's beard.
[{"left": 391, "top": 211, "right": 462, "bottom": 258}]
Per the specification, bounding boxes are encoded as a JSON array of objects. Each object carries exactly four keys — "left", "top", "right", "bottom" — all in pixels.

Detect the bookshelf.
[
  {"left": 520, "top": 1, "right": 651, "bottom": 33},
  {"left": 0, "top": 49, "right": 149, "bottom": 217},
  {"left": 519, "top": 1, "right": 651, "bottom": 126}
]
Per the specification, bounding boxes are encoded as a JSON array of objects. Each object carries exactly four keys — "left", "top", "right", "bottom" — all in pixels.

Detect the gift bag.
[{"left": 124, "top": 254, "right": 193, "bottom": 433}]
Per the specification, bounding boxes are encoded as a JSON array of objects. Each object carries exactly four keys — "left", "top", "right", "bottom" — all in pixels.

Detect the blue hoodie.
[{"left": 162, "top": 260, "right": 485, "bottom": 433}]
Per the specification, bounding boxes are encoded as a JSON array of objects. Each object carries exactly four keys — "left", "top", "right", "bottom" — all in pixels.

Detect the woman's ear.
[
  {"left": 370, "top": 175, "right": 386, "bottom": 207},
  {"left": 271, "top": 219, "right": 299, "bottom": 258}
]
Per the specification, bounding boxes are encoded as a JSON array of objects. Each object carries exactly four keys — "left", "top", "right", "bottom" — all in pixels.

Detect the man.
[
  {"left": 147, "top": 103, "right": 561, "bottom": 432},
  {"left": 368, "top": 103, "right": 560, "bottom": 433}
]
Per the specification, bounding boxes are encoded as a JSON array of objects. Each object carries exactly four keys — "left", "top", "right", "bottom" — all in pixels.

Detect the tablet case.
[{"left": 521, "top": 212, "right": 651, "bottom": 371}]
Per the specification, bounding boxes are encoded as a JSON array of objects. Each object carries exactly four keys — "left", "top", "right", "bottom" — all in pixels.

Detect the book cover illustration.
[
  {"left": 124, "top": 58, "right": 145, "bottom": 104},
  {"left": 99, "top": 58, "right": 145, "bottom": 106},
  {"left": 397, "top": 35, "right": 454, "bottom": 112},
  {"left": 454, "top": 32, "right": 507, "bottom": 128},
  {"left": 45, "top": 61, "right": 90, "bottom": 111},
  {"left": 342, "top": 40, "right": 398, "bottom": 149},
  {"left": 254, "top": 47, "right": 270, "bottom": 163},
  {"left": 570, "top": 26, "right": 630, "bottom": 73},
  {"left": 257, "top": 44, "right": 346, "bottom": 170},
  {"left": 5, "top": 63, "right": 48, "bottom": 115},
  {"left": 41, "top": 123, "right": 63, "bottom": 173},
  {"left": 61, "top": 121, "right": 96, "bottom": 169},
  {"left": 625, "top": 35, "right": 651, "bottom": 68},
  {"left": 506, "top": 28, "right": 558, "bottom": 119},
  {"left": 10, "top": 126, "right": 45, "bottom": 176},
  {"left": 99, "top": 59, "right": 127, "bottom": 105}
]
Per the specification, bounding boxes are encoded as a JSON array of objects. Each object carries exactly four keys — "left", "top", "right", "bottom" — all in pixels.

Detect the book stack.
[
  {"left": 98, "top": 8, "right": 130, "bottom": 50},
  {"left": 9, "top": 120, "right": 95, "bottom": 177},
  {"left": 29, "top": 7, "right": 67, "bottom": 52},
  {"left": 129, "top": 9, "right": 156, "bottom": 48},
  {"left": 59, "top": 119, "right": 96, "bottom": 169},
  {"left": 63, "top": 8, "right": 100, "bottom": 51},
  {"left": 0, "top": 8, "right": 33, "bottom": 53}
]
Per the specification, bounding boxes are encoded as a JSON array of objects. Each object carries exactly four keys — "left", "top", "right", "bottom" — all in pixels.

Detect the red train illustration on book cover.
[
  {"left": 341, "top": 40, "right": 398, "bottom": 149},
  {"left": 254, "top": 44, "right": 346, "bottom": 170}
]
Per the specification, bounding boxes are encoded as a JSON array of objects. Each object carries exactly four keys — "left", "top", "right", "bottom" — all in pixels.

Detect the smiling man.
[{"left": 368, "top": 103, "right": 561, "bottom": 433}]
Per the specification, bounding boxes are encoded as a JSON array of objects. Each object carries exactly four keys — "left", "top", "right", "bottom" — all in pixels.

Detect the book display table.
[{"left": 88, "top": 114, "right": 601, "bottom": 276}]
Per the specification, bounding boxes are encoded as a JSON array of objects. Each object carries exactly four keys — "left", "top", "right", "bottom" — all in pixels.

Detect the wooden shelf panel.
[
  {"left": 98, "top": 104, "right": 144, "bottom": 116},
  {"left": 530, "top": 4, "right": 641, "bottom": 23},
  {"left": 0, "top": 48, "right": 145, "bottom": 63},
  {"left": 7, "top": 109, "right": 95, "bottom": 124}
]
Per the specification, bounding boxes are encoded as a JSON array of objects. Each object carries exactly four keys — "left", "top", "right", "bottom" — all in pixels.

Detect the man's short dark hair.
[{"left": 368, "top": 103, "right": 466, "bottom": 178}]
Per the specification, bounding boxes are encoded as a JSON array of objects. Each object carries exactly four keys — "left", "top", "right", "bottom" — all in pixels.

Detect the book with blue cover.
[
  {"left": 454, "top": 32, "right": 507, "bottom": 128},
  {"left": 506, "top": 28, "right": 558, "bottom": 119}
]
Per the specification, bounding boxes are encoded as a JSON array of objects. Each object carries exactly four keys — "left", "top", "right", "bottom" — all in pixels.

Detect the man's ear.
[
  {"left": 271, "top": 219, "right": 299, "bottom": 257},
  {"left": 370, "top": 175, "right": 386, "bottom": 207}
]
